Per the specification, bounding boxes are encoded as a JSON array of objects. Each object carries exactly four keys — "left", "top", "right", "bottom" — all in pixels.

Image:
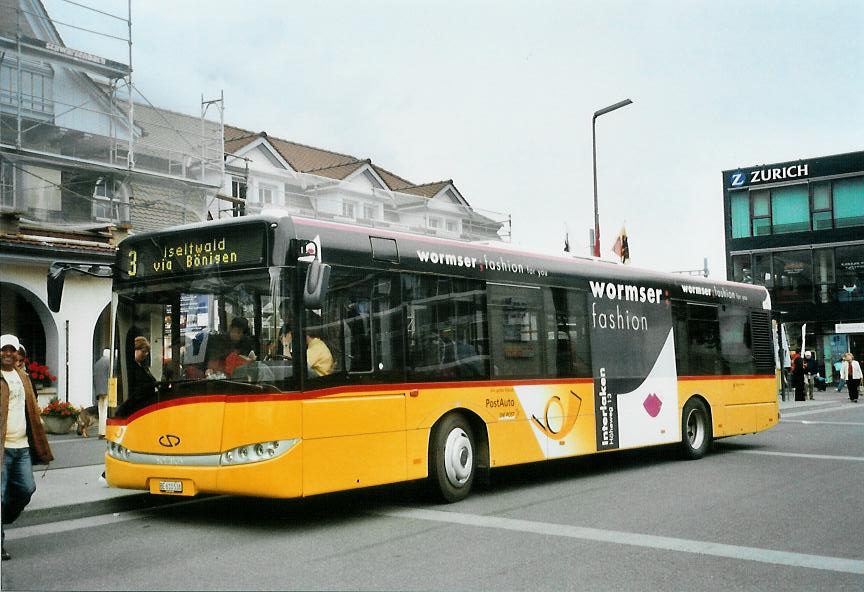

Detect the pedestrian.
[
  {"left": 834, "top": 357, "right": 846, "bottom": 392},
  {"left": 791, "top": 351, "right": 806, "bottom": 401},
  {"left": 840, "top": 352, "right": 862, "bottom": 403},
  {"left": 93, "top": 348, "right": 110, "bottom": 438},
  {"left": 803, "top": 351, "right": 816, "bottom": 400},
  {"left": 14, "top": 344, "right": 26, "bottom": 371},
  {"left": 1, "top": 334, "right": 54, "bottom": 561}
]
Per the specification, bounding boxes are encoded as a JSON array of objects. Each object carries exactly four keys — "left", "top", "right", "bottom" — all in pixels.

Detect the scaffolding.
[{"left": 0, "top": 0, "right": 223, "bottom": 229}]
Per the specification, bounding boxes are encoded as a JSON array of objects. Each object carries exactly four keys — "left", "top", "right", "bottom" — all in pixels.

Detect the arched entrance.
[
  {"left": 0, "top": 282, "right": 60, "bottom": 389},
  {"left": 92, "top": 303, "right": 111, "bottom": 360}
]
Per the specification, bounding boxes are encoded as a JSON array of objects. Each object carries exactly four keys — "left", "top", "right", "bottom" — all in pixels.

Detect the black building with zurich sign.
[{"left": 722, "top": 150, "right": 864, "bottom": 383}]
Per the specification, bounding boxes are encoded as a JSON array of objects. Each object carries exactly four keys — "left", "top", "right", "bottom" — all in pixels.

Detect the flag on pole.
[
  {"left": 611, "top": 225, "right": 630, "bottom": 263},
  {"left": 564, "top": 231, "right": 570, "bottom": 253},
  {"left": 800, "top": 323, "right": 806, "bottom": 357}
]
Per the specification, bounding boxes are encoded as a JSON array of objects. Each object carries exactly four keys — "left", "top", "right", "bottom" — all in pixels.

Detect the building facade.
[
  {"left": 723, "top": 150, "right": 864, "bottom": 382},
  {"left": 0, "top": 0, "right": 222, "bottom": 408},
  {"left": 216, "top": 126, "right": 509, "bottom": 242},
  {"left": 1, "top": 0, "right": 507, "bottom": 412}
]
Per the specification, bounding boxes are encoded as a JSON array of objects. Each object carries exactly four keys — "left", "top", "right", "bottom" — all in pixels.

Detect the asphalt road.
[{"left": 4, "top": 399, "right": 864, "bottom": 591}]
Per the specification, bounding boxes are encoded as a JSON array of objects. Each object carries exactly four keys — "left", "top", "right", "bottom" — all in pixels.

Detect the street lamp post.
[{"left": 592, "top": 98, "right": 633, "bottom": 257}]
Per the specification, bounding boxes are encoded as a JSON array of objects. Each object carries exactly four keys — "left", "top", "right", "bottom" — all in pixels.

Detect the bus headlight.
[
  {"left": 220, "top": 439, "right": 298, "bottom": 466},
  {"left": 107, "top": 441, "right": 131, "bottom": 461}
]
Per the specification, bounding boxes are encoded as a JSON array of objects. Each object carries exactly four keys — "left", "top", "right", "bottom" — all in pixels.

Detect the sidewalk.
[
  {"left": 19, "top": 465, "right": 152, "bottom": 526},
  {"left": 14, "top": 434, "right": 152, "bottom": 528},
  {"left": 778, "top": 386, "right": 852, "bottom": 411},
  {"left": 13, "top": 387, "right": 856, "bottom": 527}
]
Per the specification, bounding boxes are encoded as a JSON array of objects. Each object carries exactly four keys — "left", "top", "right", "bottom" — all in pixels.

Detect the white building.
[
  {"left": 217, "top": 126, "right": 509, "bottom": 242},
  {"left": 0, "top": 0, "right": 222, "bottom": 409},
  {"left": 0, "top": 0, "right": 506, "bottom": 413}
]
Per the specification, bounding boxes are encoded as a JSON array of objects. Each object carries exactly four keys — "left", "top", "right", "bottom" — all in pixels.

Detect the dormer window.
[{"left": 258, "top": 183, "right": 275, "bottom": 205}]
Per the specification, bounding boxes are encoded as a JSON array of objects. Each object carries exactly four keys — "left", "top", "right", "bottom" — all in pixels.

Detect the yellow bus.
[{"left": 50, "top": 214, "right": 779, "bottom": 502}]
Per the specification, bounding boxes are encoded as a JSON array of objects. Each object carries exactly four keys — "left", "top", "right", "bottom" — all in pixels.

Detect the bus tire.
[
  {"left": 429, "top": 414, "right": 476, "bottom": 503},
  {"left": 680, "top": 398, "right": 712, "bottom": 460}
]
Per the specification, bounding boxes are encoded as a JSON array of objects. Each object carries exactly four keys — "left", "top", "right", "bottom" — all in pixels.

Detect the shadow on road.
[{"left": 145, "top": 443, "right": 709, "bottom": 531}]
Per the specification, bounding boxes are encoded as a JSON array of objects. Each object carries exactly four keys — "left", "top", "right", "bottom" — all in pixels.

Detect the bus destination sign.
[{"left": 119, "top": 224, "right": 267, "bottom": 279}]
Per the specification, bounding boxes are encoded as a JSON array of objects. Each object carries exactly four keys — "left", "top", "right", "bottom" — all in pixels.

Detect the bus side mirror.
[
  {"left": 303, "top": 261, "right": 330, "bottom": 309},
  {"left": 47, "top": 264, "right": 68, "bottom": 313}
]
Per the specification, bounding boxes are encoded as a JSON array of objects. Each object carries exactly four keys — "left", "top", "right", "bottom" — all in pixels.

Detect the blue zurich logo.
[{"left": 730, "top": 172, "right": 746, "bottom": 187}]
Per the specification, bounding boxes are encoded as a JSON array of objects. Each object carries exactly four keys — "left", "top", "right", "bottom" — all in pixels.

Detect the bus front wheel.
[
  {"left": 429, "top": 414, "right": 476, "bottom": 503},
  {"left": 681, "top": 398, "right": 712, "bottom": 460}
]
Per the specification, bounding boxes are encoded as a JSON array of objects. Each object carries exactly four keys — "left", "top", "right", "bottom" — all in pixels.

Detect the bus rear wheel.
[
  {"left": 681, "top": 398, "right": 712, "bottom": 460},
  {"left": 429, "top": 414, "right": 476, "bottom": 503}
]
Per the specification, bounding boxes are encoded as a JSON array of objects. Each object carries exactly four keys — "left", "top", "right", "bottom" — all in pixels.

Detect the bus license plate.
[{"left": 159, "top": 480, "right": 183, "bottom": 493}]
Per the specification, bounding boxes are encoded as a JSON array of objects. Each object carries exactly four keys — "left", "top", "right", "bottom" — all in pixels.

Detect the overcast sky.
[{"left": 43, "top": 0, "right": 864, "bottom": 276}]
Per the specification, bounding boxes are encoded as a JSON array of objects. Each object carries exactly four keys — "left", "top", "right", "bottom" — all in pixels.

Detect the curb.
[{"left": 16, "top": 492, "right": 183, "bottom": 528}]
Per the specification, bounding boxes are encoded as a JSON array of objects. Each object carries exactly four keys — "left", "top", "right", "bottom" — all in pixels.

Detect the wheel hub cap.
[{"left": 444, "top": 428, "right": 473, "bottom": 487}]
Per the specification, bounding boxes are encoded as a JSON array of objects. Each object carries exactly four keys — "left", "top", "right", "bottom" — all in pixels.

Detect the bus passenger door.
[
  {"left": 487, "top": 283, "right": 556, "bottom": 462},
  {"left": 301, "top": 268, "right": 407, "bottom": 495}
]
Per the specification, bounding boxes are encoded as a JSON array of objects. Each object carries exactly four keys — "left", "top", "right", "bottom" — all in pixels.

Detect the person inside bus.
[
  {"left": 129, "top": 336, "right": 157, "bottom": 401},
  {"left": 438, "top": 327, "right": 482, "bottom": 378},
  {"left": 275, "top": 302, "right": 295, "bottom": 359},
  {"left": 222, "top": 317, "right": 257, "bottom": 377},
  {"left": 305, "top": 313, "right": 333, "bottom": 377}
]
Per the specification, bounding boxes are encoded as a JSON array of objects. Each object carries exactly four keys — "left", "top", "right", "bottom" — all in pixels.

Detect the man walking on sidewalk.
[
  {"left": 93, "top": 348, "right": 111, "bottom": 438},
  {"left": 803, "top": 351, "right": 816, "bottom": 400},
  {"left": 1, "top": 334, "right": 54, "bottom": 561}
]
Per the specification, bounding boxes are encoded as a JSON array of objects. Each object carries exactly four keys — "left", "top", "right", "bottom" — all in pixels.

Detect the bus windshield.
[{"left": 113, "top": 269, "right": 297, "bottom": 418}]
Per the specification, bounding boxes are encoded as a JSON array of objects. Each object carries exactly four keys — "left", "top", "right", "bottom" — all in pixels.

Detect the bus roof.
[{"left": 117, "top": 214, "right": 770, "bottom": 309}]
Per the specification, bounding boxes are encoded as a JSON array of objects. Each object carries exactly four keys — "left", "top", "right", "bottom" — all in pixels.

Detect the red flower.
[{"left": 41, "top": 397, "right": 79, "bottom": 419}]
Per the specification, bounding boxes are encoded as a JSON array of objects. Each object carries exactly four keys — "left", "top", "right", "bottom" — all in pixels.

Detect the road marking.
[
  {"left": 5, "top": 496, "right": 222, "bottom": 541},
  {"left": 379, "top": 507, "right": 864, "bottom": 575},
  {"left": 738, "top": 450, "right": 864, "bottom": 462},
  {"left": 781, "top": 404, "right": 863, "bottom": 418},
  {"left": 783, "top": 419, "right": 864, "bottom": 426}
]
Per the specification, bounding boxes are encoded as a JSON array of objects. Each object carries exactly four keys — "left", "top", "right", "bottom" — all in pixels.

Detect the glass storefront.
[{"left": 732, "top": 245, "right": 864, "bottom": 305}]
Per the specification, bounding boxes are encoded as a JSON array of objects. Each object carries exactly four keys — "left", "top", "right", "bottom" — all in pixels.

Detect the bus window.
[
  {"left": 404, "top": 275, "right": 488, "bottom": 381},
  {"left": 113, "top": 271, "right": 295, "bottom": 418},
  {"left": 543, "top": 288, "right": 592, "bottom": 378},
  {"left": 684, "top": 303, "right": 725, "bottom": 375},
  {"left": 309, "top": 267, "right": 403, "bottom": 384},
  {"left": 719, "top": 304, "right": 755, "bottom": 375},
  {"left": 487, "top": 284, "right": 543, "bottom": 378}
]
